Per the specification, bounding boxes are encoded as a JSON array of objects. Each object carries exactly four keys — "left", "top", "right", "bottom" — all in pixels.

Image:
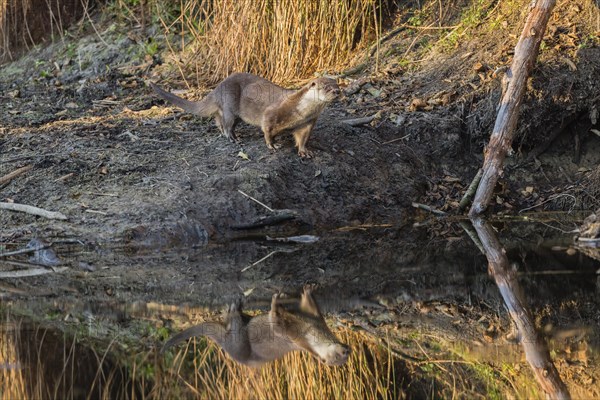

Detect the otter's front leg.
[
  {"left": 270, "top": 292, "right": 285, "bottom": 320},
  {"left": 300, "top": 284, "right": 324, "bottom": 319},
  {"left": 292, "top": 121, "right": 316, "bottom": 158}
]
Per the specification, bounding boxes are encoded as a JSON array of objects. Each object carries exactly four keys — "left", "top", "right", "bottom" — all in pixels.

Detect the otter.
[
  {"left": 150, "top": 73, "right": 339, "bottom": 158},
  {"left": 162, "top": 285, "right": 351, "bottom": 367}
]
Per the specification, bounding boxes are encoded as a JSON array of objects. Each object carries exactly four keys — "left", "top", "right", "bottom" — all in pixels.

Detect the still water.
[{"left": 1, "top": 217, "right": 598, "bottom": 399}]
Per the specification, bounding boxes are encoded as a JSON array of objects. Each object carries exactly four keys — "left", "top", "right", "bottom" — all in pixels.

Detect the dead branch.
[
  {"left": 342, "top": 114, "right": 378, "bottom": 127},
  {"left": 0, "top": 243, "right": 51, "bottom": 258},
  {"left": 0, "top": 267, "right": 68, "bottom": 279},
  {"left": 0, "top": 202, "right": 68, "bottom": 220},
  {"left": 469, "top": 0, "right": 557, "bottom": 216},
  {"left": 458, "top": 169, "right": 483, "bottom": 212},
  {"left": 237, "top": 190, "right": 274, "bottom": 212},
  {"left": 0, "top": 164, "right": 33, "bottom": 186},
  {"left": 471, "top": 217, "right": 571, "bottom": 400},
  {"left": 412, "top": 202, "right": 447, "bottom": 216}
]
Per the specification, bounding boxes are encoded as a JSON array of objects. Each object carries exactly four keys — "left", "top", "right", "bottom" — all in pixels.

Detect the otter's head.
[
  {"left": 315, "top": 342, "right": 351, "bottom": 366},
  {"left": 305, "top": 326, "right": 351, "bottom": 366},
  {"left": 304, "top": 77, "right": 340, "bottom": 104}
]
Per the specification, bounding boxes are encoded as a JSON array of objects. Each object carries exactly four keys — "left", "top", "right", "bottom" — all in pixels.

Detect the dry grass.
[
  {"left": 0, "top": 0, "right": 89, "bottom": 63},
  {"left": 160, "top": 328, "right": 400, "bottom": 400},
  {"left": 154, "top": 0, "right": 380, "bottom": 85},
  {"left": 2, "top": 0, "right": 380, "bottom": 83},
  {"left": 1, "top": 315, "right": 401, "bottom": 400}
]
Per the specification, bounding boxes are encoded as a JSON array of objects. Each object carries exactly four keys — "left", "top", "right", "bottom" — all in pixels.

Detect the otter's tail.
[
  {"left": 161, "top": 322, "right": 226, "bottom": 353},
  {"left": 150, "top": 82, "right": 217, "bottom": 117}
]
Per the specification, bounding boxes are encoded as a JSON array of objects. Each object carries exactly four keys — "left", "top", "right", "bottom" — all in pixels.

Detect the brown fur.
[
  {"left": 150, "top": 73, "right": 339, "bottom": 158},
  {"left": 162, "top": 285, "right": 350, "bottom": 367}
]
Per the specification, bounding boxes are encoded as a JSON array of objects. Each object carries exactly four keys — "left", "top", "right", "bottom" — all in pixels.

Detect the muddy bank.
[
  {"left": 1, "top": 13, "right": 599, "bottom": 245},
  {"left": 0, "top": 29, "right": 424, "bottom": 242}
]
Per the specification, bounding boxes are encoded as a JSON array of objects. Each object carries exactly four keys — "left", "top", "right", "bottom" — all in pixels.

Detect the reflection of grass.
[
  {"left": 1, "top": 317, "right": 400, "bottom": 400},
  {"left": 162, "top": 329, "right": 400, "bottom": 399},
  {"left": 439, "top": 337, "right": 541, "bottom": 399}
]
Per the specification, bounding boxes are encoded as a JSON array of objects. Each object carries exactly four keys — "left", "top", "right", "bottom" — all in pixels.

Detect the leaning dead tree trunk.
[
  {"left": 471, "top": 217, "right": 571, "bottom": 400},
  {"left": 469, "top": 0, "right": 556, "bottom": 217}
]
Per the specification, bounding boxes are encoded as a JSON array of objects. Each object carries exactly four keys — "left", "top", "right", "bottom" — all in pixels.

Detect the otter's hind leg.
[
  {"left": 215, "top": 113, "right": 224, "bottom": 135},
  {"left": 222, "top": 300, "right": 252, "bottom": 363},
  {"left": 221, "top": 109, "right": 239, "bottom": 143}
]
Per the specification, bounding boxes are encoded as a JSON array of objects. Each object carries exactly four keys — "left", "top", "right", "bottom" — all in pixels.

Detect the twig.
[
  {"left": 459, "top": 221, "right": 485, "bottom": 255},
  {"left": 0, "top": 243, "right": 51, "bottom": 258},
  {"left": 412, "top": 202, "right": 447, "bottom": 216},
  {"left": 0, "top": 165, "right": 33, "bottom": 186},
  {"left": 84, "top": 209, "right": 109, "bottom": 215},
  {"left": 458, "top": 169, "right": 483, "bottom": 212},
  {"left": 335, "top": 223, "right": 394, "bottom": 232},
  {"left": 237, "top": 190, "right": 274, "bottom": 212},
  {"left": 241, "top": 251, "right": 279, "bottom": 272},
  {"left": 83, "top": 192, "right": 118, "bottom": 197},
  {"left": 518, "top": 194, "right": 577, "bottom": 213},
  {"left": 381, "top": 134, "right": 410, "bottom": 145},
  {"left": 82, "top": 0, "right": 109, "bottom": 48},
  {"left": 0, "top": 202, "right": 67, "bottom": 220},
  {"left": 55, "top": 173, "right": 74, "bottom": 182},
  {"left": 342, "top": 114, "right": 378, "bottom": 127},
  {"left": 0, "top": 267, "right": 68, "bottom": 279}
]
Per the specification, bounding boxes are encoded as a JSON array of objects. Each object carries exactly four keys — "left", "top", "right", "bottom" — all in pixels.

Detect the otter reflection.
[{"left": 162, "top": 285, "right": 351, "bottom": 367}]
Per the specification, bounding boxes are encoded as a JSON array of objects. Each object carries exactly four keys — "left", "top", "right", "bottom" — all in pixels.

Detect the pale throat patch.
[
  {"left": 305, "top": 330, "right": 337, "bottom": 359},
  {"left": 297, "top": 86, "right": 327, "bottom": 114}
]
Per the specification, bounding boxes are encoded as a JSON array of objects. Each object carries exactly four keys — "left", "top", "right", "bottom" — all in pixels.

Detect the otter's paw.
[
  {"left": 227, "top": 297, "right": 243, "bottom": 314},
  {"left": 226, "top": 132, "right": 239, "bottom": 143},
  {"left": 303, "top": 283, "right": 319, "bottom": 295},
  {"left": 298, "top": 149, "right": 313, "bottom": 158}
]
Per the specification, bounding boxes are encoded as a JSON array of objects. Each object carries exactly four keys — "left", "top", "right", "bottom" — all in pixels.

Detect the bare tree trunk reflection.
[{"left": 470, "top": 217, "right": 571, "bottom": 400}]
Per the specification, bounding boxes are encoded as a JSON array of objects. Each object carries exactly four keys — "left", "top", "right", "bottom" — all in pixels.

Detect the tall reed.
[
  {"left": 1, "top": 318, "right": 399, "bottom": 400},
  {"left": 156, "top": 0, "right": 380, "bottom": 84}
]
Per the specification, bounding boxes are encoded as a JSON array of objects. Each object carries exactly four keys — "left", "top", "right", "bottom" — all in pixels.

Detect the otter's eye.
[{"left": 311, "top": 82, "right": 316, "bottom": 87}]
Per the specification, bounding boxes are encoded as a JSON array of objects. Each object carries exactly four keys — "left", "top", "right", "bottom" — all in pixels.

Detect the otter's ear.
[{"left": 310, "top": 82, "right": 316, "bottom": 87}]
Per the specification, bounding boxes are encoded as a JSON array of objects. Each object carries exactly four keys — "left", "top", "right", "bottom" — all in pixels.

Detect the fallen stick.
[
  {"left": 0, "top": 202, "right": 68, "bottom": 220},
  {"left": 0, "top": 267, "right": 68, "bottom": 279},
  {"left": 241, "top": 251, "right": 279, "bottom": 272},
  {"left": 458, "top": 169, "right": 483, "bottom": 212},
  {"left": 469, "top": 0, "right": 557, "bottom": 216},
  {"left": 238, "top": 190, "right": 274, "bottom": 212},
  {"left": 0, "top": 164, "right": 33, "bottom": 186},
  {"left": 412, "top": 202, "right": 447, "bottom": 216},
  {"left": 341, "top": 114, "right": 378, "bottom": 127},
  {"left": 0, "top": 244, "right": 51, "bottom": 258}
]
